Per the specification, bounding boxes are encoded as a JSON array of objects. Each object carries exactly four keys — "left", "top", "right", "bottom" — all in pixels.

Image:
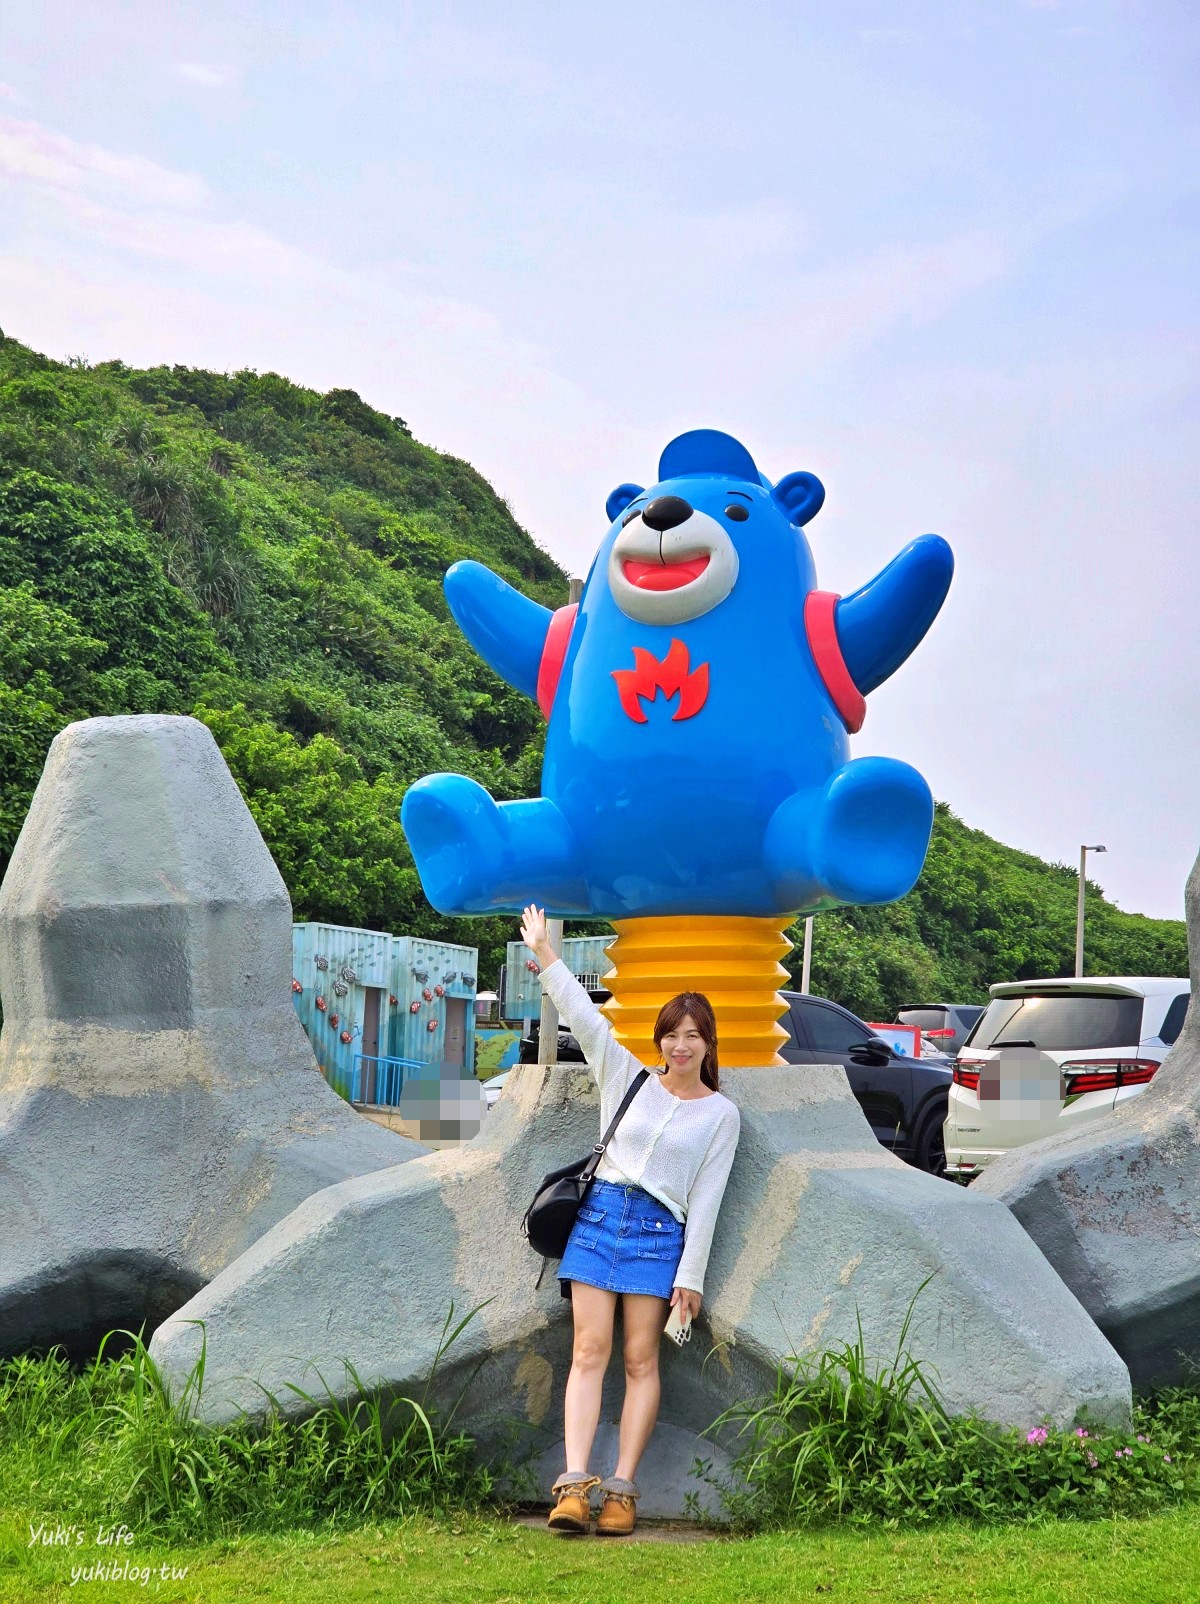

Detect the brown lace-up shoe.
[
  {"left": 547, "top": 1474, "right": 600, "bottom": 1533},
  {"left": 595, "top": 1477, "right": 639, "bottom": 1536}
]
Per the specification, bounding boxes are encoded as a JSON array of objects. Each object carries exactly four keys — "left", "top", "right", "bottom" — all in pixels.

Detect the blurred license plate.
[{"left": 979, "top": 1051, "right": 1064, "bottom": 1120}]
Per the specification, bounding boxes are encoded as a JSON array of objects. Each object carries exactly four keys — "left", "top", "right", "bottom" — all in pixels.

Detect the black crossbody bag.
[{"left": 522, "top": 1069, "right": 651, "bottom": 1274}]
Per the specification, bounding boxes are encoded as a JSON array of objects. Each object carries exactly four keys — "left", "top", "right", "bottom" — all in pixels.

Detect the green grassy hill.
[
  {"left": 804, "top": 806, "right": 1186, "bottom": 1020},
  {"left": 0, "top": 332, "right": 1186, "bottom": 1015}
]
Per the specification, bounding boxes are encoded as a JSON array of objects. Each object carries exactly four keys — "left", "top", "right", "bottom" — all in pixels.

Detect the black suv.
[
  {"left": 518, "top": 991, "right": 953, "bottom": 1175},
  {"left": 779, "top": 992, "right": 953, "bottom": 1175}
]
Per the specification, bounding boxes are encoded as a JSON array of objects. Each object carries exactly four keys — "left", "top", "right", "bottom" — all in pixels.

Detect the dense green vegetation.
[
  {"left": 700, "top": 1303, "right": 1199, "bottom": 1529},
  {"left": 0, "top": 332, "right": 559, "bottom": 978},
  {"left": 800, "top": 805, "right": 1189, "bottom": 1020},
  {"left": 0, "top": 1333, "right": 488, "bottom": 1547},
  {"left": 9, "top": 1353, "right": 1200, "bottom": 1604},
  {"left": 2, "top": 1323, "right": 1196, "bottom": 1547},
  {"left": 0, "top": 332, "right": 1186, "bottom": 1012},
  {"left": 1, "top": 1322, "right": 1196, "bottom": 1604}
]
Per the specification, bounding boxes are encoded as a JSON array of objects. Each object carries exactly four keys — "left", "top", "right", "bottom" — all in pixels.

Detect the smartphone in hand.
[{"left": 664, "top": 1303, "right": 692, "bottom": 1347}]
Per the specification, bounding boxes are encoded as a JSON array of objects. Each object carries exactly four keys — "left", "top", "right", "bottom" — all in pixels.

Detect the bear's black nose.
[{"left": 641, "top": 495, "right": 693, "bottom": 532}]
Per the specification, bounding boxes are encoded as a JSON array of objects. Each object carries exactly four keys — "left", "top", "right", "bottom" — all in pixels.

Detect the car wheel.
[{"left": 914, "top": 1105, "right": 949, "bottom": 1179}]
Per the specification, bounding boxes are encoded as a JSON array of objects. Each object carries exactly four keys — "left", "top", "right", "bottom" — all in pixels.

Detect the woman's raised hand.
[{"left": 520, "top": 904, "right": 555, "bottom": 967}]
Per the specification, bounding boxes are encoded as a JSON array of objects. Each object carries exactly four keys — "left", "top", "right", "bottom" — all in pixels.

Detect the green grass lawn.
[
  {"left": 4, "top": 1505, "right": 1200, "bottom": 1604},
  {"left": 5, "top": 1340, "right": 1198, "bottom": 1602}
]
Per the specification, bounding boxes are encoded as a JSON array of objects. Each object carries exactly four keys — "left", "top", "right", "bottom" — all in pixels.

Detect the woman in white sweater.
[{"left": 520, "top": 906, "right": 741, "bottom": 1538}]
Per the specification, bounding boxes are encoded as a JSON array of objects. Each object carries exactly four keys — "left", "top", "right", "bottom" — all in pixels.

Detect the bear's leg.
[
  {"left": 401, "top": 775, "right": 591, "bottom": 916},
  {"left": 764, "top": 757, "right": 934, "bottom": 910}
]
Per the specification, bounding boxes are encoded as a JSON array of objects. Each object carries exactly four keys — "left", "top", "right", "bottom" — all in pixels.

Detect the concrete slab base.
[
  {"left": 524, "top": 1419, "right": 736, "bottom": 1520},
  {"left": 510, "top": 1512, "right": 719, "bottom": 1543}
]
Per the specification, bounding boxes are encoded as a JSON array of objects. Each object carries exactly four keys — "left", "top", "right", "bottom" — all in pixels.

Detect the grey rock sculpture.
[
  {"left": 0, "top": 715, "right": 423, "bottom": 1358},
  {"left": 151, "top": 1057, "right": 1130, "bottom": 1514},
  {"left": 976, "top": 854, "right": 1200, "bottom": 1389}
]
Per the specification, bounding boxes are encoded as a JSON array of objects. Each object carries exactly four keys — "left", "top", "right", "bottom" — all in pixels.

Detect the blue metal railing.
[{"left": 344, "top": 1052, "right": 425, "bottom": 1107}]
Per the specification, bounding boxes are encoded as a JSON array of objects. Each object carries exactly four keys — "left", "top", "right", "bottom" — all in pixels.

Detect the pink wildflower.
[
  {"left": 1026, "top": 1428, "right": 1048, "bottom": 1445},
  {"left": 1075, "top": 1427, "right": 1089, "bottom": 1438}
]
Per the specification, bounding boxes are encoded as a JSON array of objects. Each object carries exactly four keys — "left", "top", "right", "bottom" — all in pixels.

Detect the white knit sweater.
[{"left": 539, "top": 960, "right": 740, "bottom": 1295}]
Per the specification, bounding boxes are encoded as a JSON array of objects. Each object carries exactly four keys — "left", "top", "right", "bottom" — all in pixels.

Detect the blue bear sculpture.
[{"left": 402, "top": 429, "right": 953, "bottom": 919}]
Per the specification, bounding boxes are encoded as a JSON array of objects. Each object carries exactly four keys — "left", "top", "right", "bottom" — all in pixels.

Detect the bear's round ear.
[
  {"left": 771, "top": 471, "right": 825, "bottom": 528},
  {"left": 606, "top": 483, "right": 645, "bottom": 524}
]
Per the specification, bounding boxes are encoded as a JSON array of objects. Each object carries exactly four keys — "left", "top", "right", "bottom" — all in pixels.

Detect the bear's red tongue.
[{"left": 622, "top": 554, "right": 710, "bottom": 591}]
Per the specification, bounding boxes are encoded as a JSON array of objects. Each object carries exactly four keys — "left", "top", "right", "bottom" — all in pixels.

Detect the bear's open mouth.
[{"left": 621, "top": 554, "right": 711, "bottom": 592}]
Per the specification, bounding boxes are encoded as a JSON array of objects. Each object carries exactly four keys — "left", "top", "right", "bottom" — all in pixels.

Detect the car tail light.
[
  {"left": 1117, "top": 1060, "right": 1161, "bottom": 1086},
  {"left": 926, "top": 1028, "right": 955, "bottom": 1038},
  {"left": 953, "top": 1061, "right": 981, "bottom": 1091},
  {"left": 1061, "top": 1059, "right": 1160, "bottom": 1095}
]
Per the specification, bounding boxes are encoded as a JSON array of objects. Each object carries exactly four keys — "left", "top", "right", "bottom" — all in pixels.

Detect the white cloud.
[
  {"left": 175, "top": 63, "right": 235, "bottom": 90},
  {"left": 37, "top": 191, "right": 328, "bottom": 285},
  {"left": 783, "top": 233, "right": 1010, "bottom": 357},
  {"left": 676, "top": 230, "right": 1011, "bottom": 406},
  {"left": 0, "top": 114, "right": 208, "bottom": 209},
  {"left": 0, "top": 111, "right": 624, "bottom": 572},
  {"left": 0, "top": 108, "right": 1012, "bottom": 585}
]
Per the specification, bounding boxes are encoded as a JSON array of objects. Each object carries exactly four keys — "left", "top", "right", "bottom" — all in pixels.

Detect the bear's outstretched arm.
[
  {"left": 834, "top": 534, "right": 953, "bottom": 696},
  {"left": 444, "top": 560, "right": 552, "bottom": 702}
]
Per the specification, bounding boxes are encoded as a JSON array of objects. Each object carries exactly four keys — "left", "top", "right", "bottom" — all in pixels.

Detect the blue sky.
[{"left": 1, "top": 1, "right": 1197, "bottom": 922}]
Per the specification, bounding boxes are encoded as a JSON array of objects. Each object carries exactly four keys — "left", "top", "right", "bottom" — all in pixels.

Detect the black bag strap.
[{"left": 579, "top": 1069, "right": 651, "bottom": 1186}]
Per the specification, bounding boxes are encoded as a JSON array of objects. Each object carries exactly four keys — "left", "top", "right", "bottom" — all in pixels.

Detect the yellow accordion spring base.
[{"left": 598, "top": 915, "right": 796, "bottom": 1069}]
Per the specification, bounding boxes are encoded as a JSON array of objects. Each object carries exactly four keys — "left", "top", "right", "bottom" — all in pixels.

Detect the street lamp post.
[
  {"left": 801, "top": 915, "right": 814, "bottom": 993},
  {"left": 1075, "top": 844, "right": 1107, "bottom": 979}
]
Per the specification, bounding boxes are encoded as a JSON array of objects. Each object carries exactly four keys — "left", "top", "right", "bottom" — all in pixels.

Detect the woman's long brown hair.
[{"left": 653, "top": 992, "right": 720, "bottom": 1092}]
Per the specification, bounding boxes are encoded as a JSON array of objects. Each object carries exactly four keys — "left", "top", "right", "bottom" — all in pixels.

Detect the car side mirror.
[{"left": 849, "top": 1041, "right": 891, "bottom": 1067}]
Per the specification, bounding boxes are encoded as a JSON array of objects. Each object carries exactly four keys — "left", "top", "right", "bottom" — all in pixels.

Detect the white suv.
[{"left": 944, "top": 976, "right": 1190, "bottom": 1179}]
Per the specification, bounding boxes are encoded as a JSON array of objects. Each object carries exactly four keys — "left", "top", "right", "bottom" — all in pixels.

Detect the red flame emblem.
[{"left": 612, "top": 638, "right": 709, "bottom": 724}]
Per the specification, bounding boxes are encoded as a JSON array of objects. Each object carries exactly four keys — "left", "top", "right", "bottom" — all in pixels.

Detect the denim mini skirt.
[{"left": 558, "top": 1178, "right": 684, "bottom": 1301}]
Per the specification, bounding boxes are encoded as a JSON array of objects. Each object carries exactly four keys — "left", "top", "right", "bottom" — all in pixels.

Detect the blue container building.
[
  {"left": 502, "top": 935, "right": 613, "bottom": 1025},
  {"left": 292, "top": 922, "right": 478, "bottom": 1107}
]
